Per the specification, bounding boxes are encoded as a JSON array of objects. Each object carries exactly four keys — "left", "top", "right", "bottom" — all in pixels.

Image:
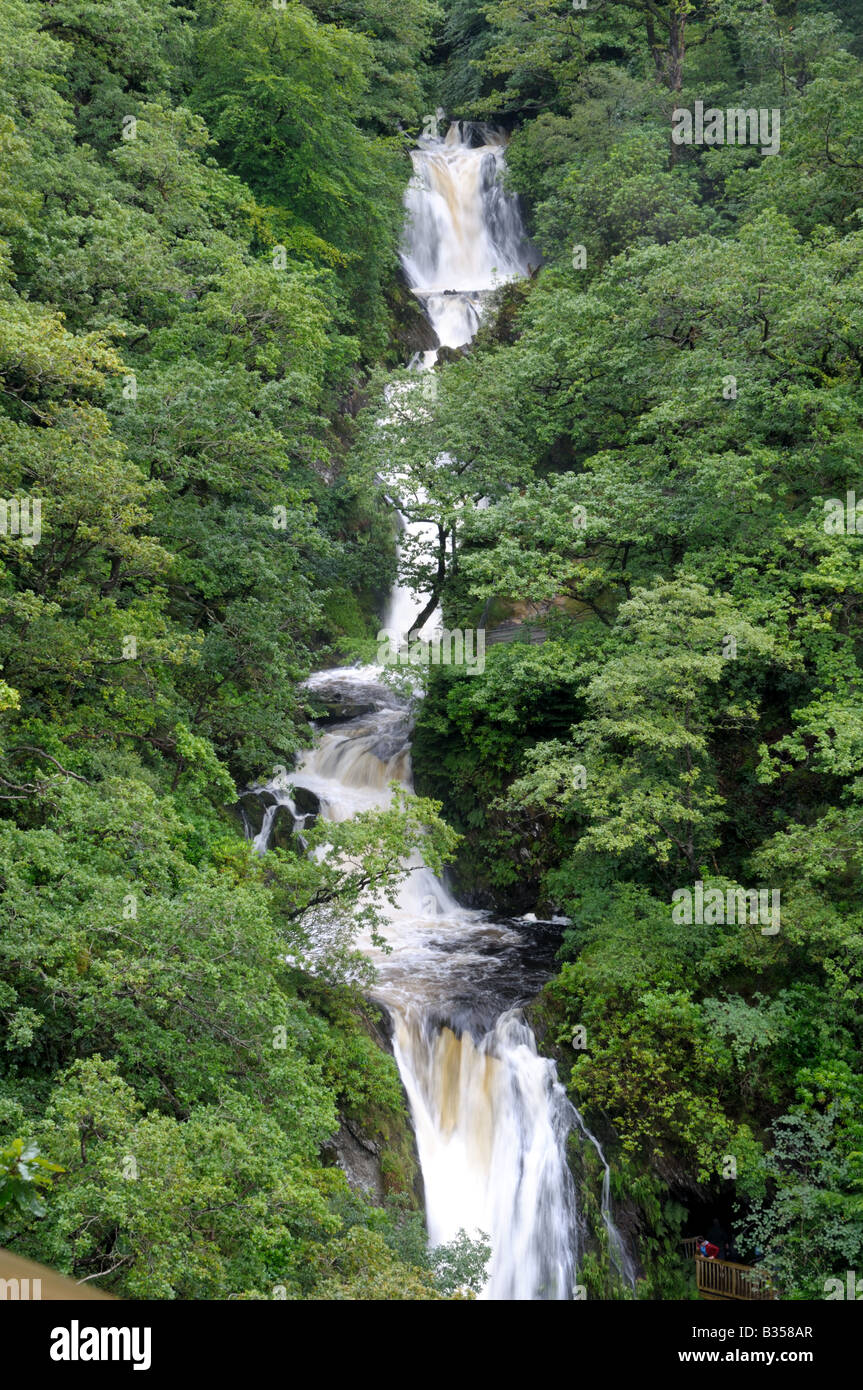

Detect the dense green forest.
[{"left": 2, "top": 0, "right": 863, "bottom": 1301}]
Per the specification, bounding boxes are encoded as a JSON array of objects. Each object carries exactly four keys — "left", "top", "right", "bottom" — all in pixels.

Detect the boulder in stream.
[
  {"left": 303, "top": 670, "right": 402, "bottom": 722},
  {"left": 234, "top": 784, "right": 321, "bottom": 852}
]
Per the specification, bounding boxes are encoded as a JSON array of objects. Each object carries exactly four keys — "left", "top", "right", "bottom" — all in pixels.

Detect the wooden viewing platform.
[{"left": 682, "top": 1238, "right": 778, "bottom": 1301}]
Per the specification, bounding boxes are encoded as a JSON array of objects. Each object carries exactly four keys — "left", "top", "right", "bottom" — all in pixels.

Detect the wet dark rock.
[
  {"left": 291, "top": 785, "right": 320, "bottom": 822},
  {"left": 234, "top": 790, "right": 267, "bottom": 841},
  {"left": 235, "top": 786, "right": 313, "bottom": 851},
  {"left": 435, "top": 343, "right": 470, "bottom": 366},
  {"left": 461, "top": 120, "right": 503, "bottom": 149},
  {"left": 304, "top": 674, "right": 403, "bottom": 722},
  {"left": 321, "top": 1121, "right": 387, "bottom": 1204},
  {"left": 266, "top": 804, "right": 299, "bottom": 852},
  {"left": 384, "top": 272, "right": 439, "bottom": 364}
]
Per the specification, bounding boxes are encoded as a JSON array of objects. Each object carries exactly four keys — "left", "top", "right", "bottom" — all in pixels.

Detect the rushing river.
[{"left": 252, "top": 122, "right": 632, "bottom": 1300}]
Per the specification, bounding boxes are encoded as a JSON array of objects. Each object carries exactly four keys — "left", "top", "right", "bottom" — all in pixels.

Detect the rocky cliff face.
[
  {"left": 321, "top": 1003, "right": 425, "bottom": 1212},
  {"left": 384, "top": 272, "right": 439, "bottom": 366}
]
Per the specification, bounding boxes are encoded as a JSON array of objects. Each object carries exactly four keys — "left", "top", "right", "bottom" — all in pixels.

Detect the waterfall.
[
  {"left": 392, "top": 1009, "right": 581, "bottom": 1300},
  {"left": 401, "top": 119, "right": 532, "bottom": 350},
  {"left": 253, "top": 123, "right": 632, "bottom": 1299}
]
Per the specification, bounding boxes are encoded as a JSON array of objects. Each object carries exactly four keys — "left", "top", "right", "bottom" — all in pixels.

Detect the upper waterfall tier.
[{"left": 400, "top": 121, "right": 533, "bottom": 348}]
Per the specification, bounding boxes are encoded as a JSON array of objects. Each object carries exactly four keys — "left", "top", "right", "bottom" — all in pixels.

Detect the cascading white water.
[
  {"left": 274, "top": 668, "right": 583, "bottom": 1299},
  {"left": 253, "top": 123, "right": 631, "bottom": 1299},
  {"left": 401, "top": 120, "right": 532, "bottom": 350}
]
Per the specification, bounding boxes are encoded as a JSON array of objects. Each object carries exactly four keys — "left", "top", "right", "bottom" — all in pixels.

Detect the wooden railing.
[
  {"left": 681, "top": 1239, "right": 778, "bottom": 1299},
  {"left": 695, "top": 1254, "right": 777, "bottom": 1301}
]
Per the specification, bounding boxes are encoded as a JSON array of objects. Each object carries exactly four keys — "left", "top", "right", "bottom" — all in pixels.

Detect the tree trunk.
[{"left": 410, "top": 524, "right": 448, "bottom": 633}]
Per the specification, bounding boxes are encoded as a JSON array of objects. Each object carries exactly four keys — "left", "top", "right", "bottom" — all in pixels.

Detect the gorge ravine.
[{"left": 253, "top": 122, "right": 633, "bottom": 1301}]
